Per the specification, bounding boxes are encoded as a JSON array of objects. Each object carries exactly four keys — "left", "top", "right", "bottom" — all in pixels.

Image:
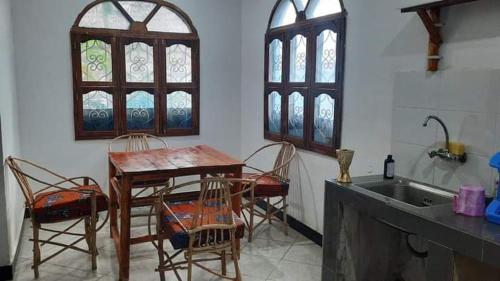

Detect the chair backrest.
[
  {"left": 5, "top": 157, "right": 35, "bottom": 206},
  {"left": 245, "top": 142, "right": 296, "bottom": 180},
  {"left": 5, "top": 157, "right": 75, "bottom": 207},
  {"left": 108, "top": 133, "right": 168, "bottom": 152},
  {"left": 272, "top": 142, "right": 296, "bottom": 180},
  {"left": 192, "top": 179, "right": 235, "bottom": 231},
  {"left": 160, "top": 178, "right": 255, "bottom": 248}
]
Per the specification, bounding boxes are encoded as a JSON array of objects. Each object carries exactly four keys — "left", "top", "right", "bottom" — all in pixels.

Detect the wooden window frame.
[
  {"left": 264, "top": 0, "right": 346, "bottom": 157},
  {"left": 71, "top": 0, "right": 200, "bottom": 140}
]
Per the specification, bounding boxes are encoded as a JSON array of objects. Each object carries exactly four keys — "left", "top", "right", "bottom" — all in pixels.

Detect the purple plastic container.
[{"left": 453, "top": 185, "right": 486, "bottom": 217}]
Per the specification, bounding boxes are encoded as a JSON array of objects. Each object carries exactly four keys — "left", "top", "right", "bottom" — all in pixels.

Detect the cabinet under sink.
[{"left": 323, "top": 176, "right": 500, "bottom": 281}]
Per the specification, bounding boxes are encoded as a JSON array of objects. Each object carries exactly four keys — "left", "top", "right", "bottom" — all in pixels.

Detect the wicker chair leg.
[
  {"left": 84, "top": 218, "right": 95, "bottom": 265},
  {"left": 267, "top": 197, "right": 272, "bottom": 224},
  {"left": 157, "top": 234, "right": 166, "bottom": 281},
  {"left": 32, "top": 222, "right": 40, "bottom": 279},
  {"left": 248, "top": 199, "right": 255, "bottom": 242},
  {"left": 187, "top": 250, "right": 193, "bottom": 281},
  {"left": 221, "top": 250, "right": 227, "bottom": 276},
  {"left": 231, "top": 237, "right": 242, "bottom": 281},
  {"left": 84, "top": 218, "right": 91, "bottom": 247},
  {"left": 283, "top": 196, "right": 288, "bottom": 236},
  {"left": 90, "top": 194, "right": 97, "bottom": 270}
]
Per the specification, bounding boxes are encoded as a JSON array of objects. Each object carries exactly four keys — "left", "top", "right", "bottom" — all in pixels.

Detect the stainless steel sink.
[{"left": 358, "top": 180, "right": 454, "bottom": 208}]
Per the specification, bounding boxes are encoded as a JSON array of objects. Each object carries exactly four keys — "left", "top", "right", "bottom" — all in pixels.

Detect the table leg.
[
  {"left": 119, "top": 175, "right": 132, "bottom": 281},
  {"left": 108, "top": 160, "right": 117, "bottom": 238},
  {"left": 231, "top": 167, "right": 243, "bottom": 255},
  {"left": 231, "top": 167, "right": 243, "bottom": 216}
]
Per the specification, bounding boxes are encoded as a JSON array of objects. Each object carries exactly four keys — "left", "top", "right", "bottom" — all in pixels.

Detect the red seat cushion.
[
  {"left": 33, "top": 185, "right": 108, "bottom": 224},
  {"left": 162, "top": 200, "right": 245, "bottom": 250},
  {"left": 242, "top": 173, "right": 289, "bottom": 197}
]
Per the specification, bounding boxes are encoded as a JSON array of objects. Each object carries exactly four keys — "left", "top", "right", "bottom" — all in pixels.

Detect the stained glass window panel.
[
  {"left": 268, "top": 39, "right": 283, "bottom": 83},
  {"left": 147, "top": 7, "right": 191, "bottom": 33},
  {"left": 79, "top": 2, "right": 130, "bottom": 30},
  {"left": 314, "top": 94, "right": 335, "bottom": 145},
  {"left": 288, "top": 92, "right": 304, "bottom": 138},
  {"left": 290, "top": 35, "right": 307, "bottom": 83},
  {"left": 118, "top": 1, "right": 156, "bottom": 22},
  {"left": 81, "top": 40, "right": 112, "bottom": 82},
  {"left": 166, "top": 44, "right": 192, "bottom": 83},
  {"left": 83, "top": 91, "right": 114, "bottom": 131},
  {"left": 270, "top": 0, "right": 296, "bottom": 28},
  {"left": 294, "top": 0, "right": 309, "bottom": 11},
  {"left": 268, "top": 92, "right": 281, "bottom": 134},
  {"left": 126, "top": 91, "right": 155, "bottom": 130},
  {"left": 316, "top": 30, "right": 337, "bottom": 83},
  {"left": 306, "top": 0, "right": 342, "bottom": 19},
  {"left": 125, "top": 42, "right": 154, "bottom": 83},
  {"left": 167, "top": 91, "right": 192, "bottom": 129}
]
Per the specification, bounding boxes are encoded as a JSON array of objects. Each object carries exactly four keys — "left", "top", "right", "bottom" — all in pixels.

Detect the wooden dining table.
[{"left": 108, "top": 145, "right": 245, "bottom": 281}]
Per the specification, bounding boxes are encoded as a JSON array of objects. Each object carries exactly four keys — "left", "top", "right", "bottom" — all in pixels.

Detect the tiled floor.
[{"left": 12, "top": 213, "right": 322, "bottom": 281}]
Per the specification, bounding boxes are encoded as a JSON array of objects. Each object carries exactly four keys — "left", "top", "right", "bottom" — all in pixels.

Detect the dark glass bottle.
[{"left": 384, "top": 155, "right": 395, "bottom": 179}]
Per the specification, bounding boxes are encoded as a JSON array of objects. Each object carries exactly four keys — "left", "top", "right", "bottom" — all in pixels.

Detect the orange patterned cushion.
[
  {"left": 242, "top": 173, "right": 289, "bottom": 197},
  {"left": 33, "top": 185, "right": 108, "bottom": 223},
  {"left": 162, "top": 200, "right": 245, "bottom": 250}
]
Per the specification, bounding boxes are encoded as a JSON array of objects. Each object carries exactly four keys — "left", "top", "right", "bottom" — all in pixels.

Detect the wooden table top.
[{"left": 108, "top": 145, "right": 245, "bottom": 175}]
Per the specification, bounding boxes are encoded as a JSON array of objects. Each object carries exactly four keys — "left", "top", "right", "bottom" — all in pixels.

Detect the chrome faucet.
[{"left": 422, "top": 115, "right": 466, "bottom": 163}]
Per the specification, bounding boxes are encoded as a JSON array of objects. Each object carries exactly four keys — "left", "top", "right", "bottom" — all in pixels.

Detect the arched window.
[
  {"left": 264, "top": 0, "right": 345, "bottom": 156},
  {"left": 71, "top": 0, "right": 199, "bottom": 140}
]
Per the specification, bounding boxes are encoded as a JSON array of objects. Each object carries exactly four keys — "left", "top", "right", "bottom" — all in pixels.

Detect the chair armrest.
[
  {"left": 244, "top": 166, "right": 287, "bottom": 182},
  {"left": 244, "top": 165, "right": 267, "bottom": 174},
  {"left": 260, "top": 161, "right": 293, "bottom": 180},
  {"left": 244, "top": 142, "right": 290, "bottom": 163},
  {"left": 33, "top": 177, "right": 101, "bottom": 197},
  {"left": 228, "top": 179, "right": 256, "bottom": 198},
  {"left": 243, "top": 142, "right": 295, "bottom": 180}
]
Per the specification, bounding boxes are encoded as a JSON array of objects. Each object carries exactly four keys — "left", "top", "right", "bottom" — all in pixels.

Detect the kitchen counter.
[{"left": 322, "top": 175, "right": 500, "bottom": 281}]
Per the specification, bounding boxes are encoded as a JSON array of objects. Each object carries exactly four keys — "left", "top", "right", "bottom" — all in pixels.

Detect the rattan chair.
[
  {"left": 153, "top": 178, "right": 256, "bottom": 281},
  {"left": 5, "top": 156, "right": 109, "bottom": 279},
  {"left": 108, "top": 133, "right": 170, "bottom": 207},
  {"left": 240, "top": 142, "right": 296, "bottom": 242}
]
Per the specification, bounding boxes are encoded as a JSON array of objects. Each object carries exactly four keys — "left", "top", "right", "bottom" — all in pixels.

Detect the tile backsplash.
[{"left": 391, "top": 70, "right": 500, "bottom": 195}]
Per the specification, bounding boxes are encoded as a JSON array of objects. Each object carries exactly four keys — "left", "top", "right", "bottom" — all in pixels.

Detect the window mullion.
[
  {"left": 112, "top": 36, "right": 123, "bottom": 137},
  {"left": 153, "top": 39, "right": 162, "bottom": 135},
  {"left": 334, "top": 17, "right": 346, "bottom": 151},
  {"left": 159, "top": 39, "right": 167, "bottom": 135},
  {"left": 283, "top": 31, "right": 291, "bottom": 140},
  {"left": 305, "top": 27, "right": 315, "bottom": 149}
]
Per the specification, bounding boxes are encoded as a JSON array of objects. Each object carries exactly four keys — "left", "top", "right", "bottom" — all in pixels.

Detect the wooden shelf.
[
  {"left": 401, "top": 0, "right": 479, "bottom": 71},
  {"left": 401, "top": 0, "right": 478, "bottom": 13}
]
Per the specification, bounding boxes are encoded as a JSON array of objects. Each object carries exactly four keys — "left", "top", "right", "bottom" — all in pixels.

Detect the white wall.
[
  {"left": 0, "top": 119, "right": 7, "bottom": 266},
  {"left": 392, "top": 69, "right": 500, "bottom": 195},
  {"left": 391, "top": 0, "right": 500, "bottom": 196},
  {"left": 11, "top": 0, "right": 242, "bottom": 190},
  {"left": 0, "top": 0, "right": 23, "bottom": 265}
]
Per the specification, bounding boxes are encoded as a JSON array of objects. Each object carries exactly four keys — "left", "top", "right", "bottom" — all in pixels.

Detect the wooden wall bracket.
[
  {"left": 417, "top": 8, "right": 442, "bottom": 71},
  {"left": 401, "top": 0, "right": 479, "bottom": 71}
]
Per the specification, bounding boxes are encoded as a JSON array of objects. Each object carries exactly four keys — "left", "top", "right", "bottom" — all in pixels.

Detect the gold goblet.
[{"left": 336, "top": 149, "right": 355, "bottom": 183}]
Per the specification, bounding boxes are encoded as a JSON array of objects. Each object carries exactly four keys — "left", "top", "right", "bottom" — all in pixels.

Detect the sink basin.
[{"left": 358, "top": 180, "right": 454, "bottom": 208}]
